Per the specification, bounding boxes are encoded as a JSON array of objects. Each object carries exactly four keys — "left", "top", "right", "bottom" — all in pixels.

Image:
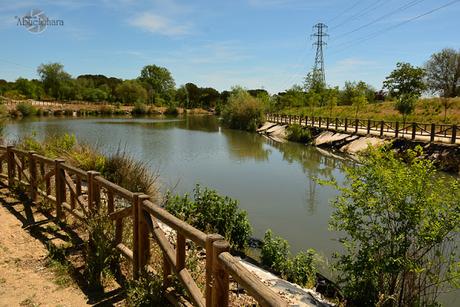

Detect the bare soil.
[{"left": 0, "top": 187, "right": 89, "bottom": 307}]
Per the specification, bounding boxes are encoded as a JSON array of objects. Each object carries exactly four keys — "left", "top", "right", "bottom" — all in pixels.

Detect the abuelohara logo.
[{"left": 15, "top": 9, "right": 64, "bottom": 33}]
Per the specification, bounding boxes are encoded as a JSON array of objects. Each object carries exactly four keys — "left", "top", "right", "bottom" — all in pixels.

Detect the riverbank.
[
  {"left": 1, "top": 98, "right": 213, "bottom": 117},
  {"left": 258, "top": 122, "right": 460, "bottom": 173}
]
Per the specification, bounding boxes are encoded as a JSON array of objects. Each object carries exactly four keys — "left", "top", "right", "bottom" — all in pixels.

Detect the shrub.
[
  {"left": 261, "top": 229, "right": 317, "bottom": 287},
  {"left": 221, "top": 87, "right": 265, "bottom": 131},
  {"left": 286, "top": 124, "right": 312, "bottom": 143},
  {"left": 84, "top": 214, "right": 118, "bottom": 290},
  {"left": 16, "top": 102, "right": 37, "bottom": 116},
  {"left": 327, "top": 146, "right": 460, "bottom": 306},
  {"left": 284, "top": 250, "right": 316, "bottom": 287},
  {"left": 126, "top": 272, "right": 169, "bottom": 306},
  {"left": 165, "top": 185, "right": 252, "bottom": 250},
  {"left": 260, "top": 229, "right": 290, "bottom": 273},
  {"left": 102, "top": 147, "right": 159, "bottom": 198},
  {"left": 132, "top": 102, "right": 147, "bottom": 115}
]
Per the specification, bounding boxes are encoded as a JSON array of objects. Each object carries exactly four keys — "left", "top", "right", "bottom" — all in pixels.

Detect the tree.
[
  {"left": 37, "top": 63, "right": 71, "bottom": 100},
  {"left": 324, "top": 86, "right": 339, "bottom": 117},
  {"left": 15, "top": 78, "right": 43, "bottom": 99},
  {"left": 351, "top": 81, "right": 368, "bottom": 118},
  {"left": 383, "top": 62, "right": 426, "bottom": 122},
  {"left": 425, "top": 48, "right": 460, "bottom": 98},
  {"left": 327, "top": 147, "right": 460, "bottom": 306},
  {"left": 115, "top": 80, "right": 147, "bottom": 104},
  {"left": 138, "top": 65, "right": 175, "bottom": 104}
]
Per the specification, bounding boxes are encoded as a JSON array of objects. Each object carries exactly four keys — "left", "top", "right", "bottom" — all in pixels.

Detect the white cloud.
[{"left": 128, "top": 12, "right": 190, "bottom": 36}]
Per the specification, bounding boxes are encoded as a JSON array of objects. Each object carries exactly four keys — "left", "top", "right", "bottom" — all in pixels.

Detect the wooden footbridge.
[{"left": 267, "top": 114, "right": 459, "bottom": 145}]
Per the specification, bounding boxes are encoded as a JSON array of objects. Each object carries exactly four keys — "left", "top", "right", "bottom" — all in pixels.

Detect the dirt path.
[{"left": 0, "top": 190, "right": 89, "bottom": 307}]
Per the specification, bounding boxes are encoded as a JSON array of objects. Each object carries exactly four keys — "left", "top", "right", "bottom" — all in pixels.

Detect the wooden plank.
[
  {"left": 212, "top": 240, "right": 229, "bottom": 307},
  {"left": 109, "top": 206, "right": 132, "bottom": 221},
  {"left": 62, "top": 202, "right": 85, "bottom": 221},
  {"left": 94, "top": 176, "right": 134, "bottom": 202},
  {"left": 149, "top": 217, "right": 205, "bottom": 307},
  {"left": 116, "top": 243, "right": 134, "bottom": 261},
  {"left": 142, "top": 200, "right": 207, "bottom": 247},
  {"left": 218, "top": 252, "right": 288, "bottom": 307}
]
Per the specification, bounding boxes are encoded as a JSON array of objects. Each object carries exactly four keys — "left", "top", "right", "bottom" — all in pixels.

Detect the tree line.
[{"left": 0, "top": 47, "right": 459, "bottom": 119}]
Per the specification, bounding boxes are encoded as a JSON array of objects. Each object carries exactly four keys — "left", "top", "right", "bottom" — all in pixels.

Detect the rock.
[
  {"left": 340, "top": 137, "right": 386, "bottom": 154},
  {"left": 314, "top": 132, "right": 350, "bottom": 146},
  {"left": 257, "top": 122, "right": 277, "bottom": 132}
]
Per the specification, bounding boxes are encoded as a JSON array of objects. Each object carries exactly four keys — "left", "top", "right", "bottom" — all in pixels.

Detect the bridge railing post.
[
  {"left": 212, "top": 240, "right": 230, "bottom": 307},
  {"left": 335, "top": 117, "right": 338, "bottom": 130},
  {"left": 451, "top": 125, "right": 457, "bottom": 144},
  {"left": 344, "top": 118, "right": 348, "bottom": 132},
  {"left": 430, "top": 123, "right": 436, "bottom": 142},
  {"left": 54, "top": 159, "right": 66, "bottom": 220},
  {"left": 412, "top": 122, "right": 417, "bottom": 140},
  {"left": 395, "top": 122, "right": 399, "bottom": 138},
  {"left": 355, "top": 119, "right": 359, "bottom": 133},
  {"left": 28, "top": 151, "right": 37, "bottom": 202},
  {"left": 367, "top": 120, "right": 371, "bottom": 134},
  {"left": 380, "top": 121, "right": 384, "bottom": 137},
  {"left": 6, "top": 145, "right": 15, "bottom": 187}
]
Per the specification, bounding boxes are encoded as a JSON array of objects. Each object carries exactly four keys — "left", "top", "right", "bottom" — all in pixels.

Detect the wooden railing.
[
  {"left": 266, "top": 113, "right": 459, "bottom": 144},
  {"left": 0, "top": 145, "right": 287, "bottom": 307}
]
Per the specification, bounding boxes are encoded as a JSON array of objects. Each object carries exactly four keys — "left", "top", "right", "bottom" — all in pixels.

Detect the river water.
[{"left": 3, "top": 115, "right": 458, "bottom": 305}]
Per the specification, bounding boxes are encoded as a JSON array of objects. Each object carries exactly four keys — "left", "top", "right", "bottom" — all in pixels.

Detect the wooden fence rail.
[
  {"left": 266, "top": 113, "right": 459, "bottom": 145},
  {"left": 0, "top": 145, "right": 287, "bottom": 307}
]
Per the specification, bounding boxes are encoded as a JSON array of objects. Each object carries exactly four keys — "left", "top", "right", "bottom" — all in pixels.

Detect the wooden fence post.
[
  {"left": 87, "top": 171, "right": 100, "bottom": 212},
  {"left": 335, "top": 118, "right": 338, "bottom": 130},
  {"left": 451, "top": 125, "right": 457, "bottom": 144},
  {"left": 6, "top": 145, "right": 15, "bottom": 187},
  {"left": 344, "top": 118, "right": 348, "bottom": 132},
  {"left": 212, "top": 240, "right": 230, "bottom": 307},
  {"left": 326, "top": 117, "right": 330, "bottom": 129},
  {"left": 176, "top": 232, "right": 186, "bottom": 271},
  {"left": 305, "top": 116, "right": 308, "bottom": 126},
  {"left": 54, "top": 159, "right": 65, "bottom": 220},
  {"left": 311, "top": 116, "right": 315, "bottom": 128},
  {"left": 380, "top": 121, "right": 384, "bottom": 137},
  {"left": 355, "top": 119, "right": 359, "bottom": 133},
  {"left": 395, "top": 122, "right": 399, "bottom": 138},
  {"left": 299, "top": 116, "right": 302, "bottom": 125},
  {"left": 412, "top": 122, "right": 417, "bottom": 140},
  {"left": 367, "top": 120, "right": 371, "bottom": 134},
  {"left": 28, "top": 151, "right": 37, "bottom": 202},
  {"left": 206, "top": 234, "right": 224, "bottom": 307},
  {"left": 430, "top": 123, "right": 436, "bottom": 142},
  {"left": 138, "top": 194, "right": 150, "bottom": 275},
  {"left": 318, "top": 117, "right": 322, "bottom": 128},
  {"left": 132, "top": 193, "right": 142, "bottom": 279},
  {"left": 289, "top": 115, "right": 291, "bottom": 125}
]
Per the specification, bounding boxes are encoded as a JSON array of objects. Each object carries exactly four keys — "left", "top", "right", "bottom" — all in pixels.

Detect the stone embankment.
[{"left": 258, "top": 122, "right": 460, "bottom": 173}]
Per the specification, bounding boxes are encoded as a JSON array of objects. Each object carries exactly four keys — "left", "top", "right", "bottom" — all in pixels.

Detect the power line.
[
  {"left": 329, "top": 0, "right": 460, "bottom": 55},
  {"left": 333, "top": 0, "right": 426, "bottom": 40},
  {"left": 327, "top": 0, "right": 363, "bottom": 24},
  {"left": 329, "top": 0, "right": 384, "bottom": 30}
]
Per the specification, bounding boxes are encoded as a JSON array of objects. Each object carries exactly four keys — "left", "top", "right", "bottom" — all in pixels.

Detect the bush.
[
  {"left": 132, "top": 102, "right": 147, "bottom": 115},
  {"left": 16, "top": 102, "right": 37, "bottom": 116},
  {"left": 126, "top": 272, "right": 169, "bottom": 306},
  {"left": 261, "top": 229, "right": 317, "bottom": 287},
  {"left": 84, "top": 214, "right": 118, "bottom": 290},
  {"left": 327, "top": 146, "right": 460, "bottom": 306},
  {"left": 260, "top": 229, "right": 290, "bottom": 273},
  {"left": 286, "top": 124, "right": 312, "bottom": 143},
  {"left": 165, "top": 185, "right": 252, "bottom": 250},
  {"left": 221, "top": 87, "right": 265, "bottom": 131},
  {"left": 102, "top": 147, "right": 159, "bottom": 198}
]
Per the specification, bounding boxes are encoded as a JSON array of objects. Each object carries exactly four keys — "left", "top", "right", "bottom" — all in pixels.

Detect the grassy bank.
[{"left": 280, "top": 97, "right": 460, "bottom": 124}]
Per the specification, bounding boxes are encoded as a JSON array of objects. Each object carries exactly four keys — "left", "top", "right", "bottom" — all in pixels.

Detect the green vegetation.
[
  {"left": 126, "top": 272, "right": 170, "bottom": 306},
  {"left": 261, "top": 229, "right": 317, "bottom": 287},
  {"left": 286, "top": 124, "right": 312, "bottom": 143},
  {"left": 165, "top": 184, "right": 252, "bottom": 250},
  {"left": 221, "top": 86, "right": 266, "bottom": 131},
  {"left": 84, "top": 214, "right": 118, "bottom": 290},
  {"left": 326, "top": 146, "right": 460, "bottom": 306},
  {"left": 383, "top": 62, "right": 426, "bottom": 122},
  {"left": 15, "top": 102, "right": 37, "bottom": 117}
]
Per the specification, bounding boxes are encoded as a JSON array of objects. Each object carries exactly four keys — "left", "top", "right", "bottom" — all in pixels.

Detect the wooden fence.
[
  {"left": 266, "top": 114, "right": 459, "bottom": 144},
  {"left": 0, "top": 145, "right": 287, "bottom": 307}
]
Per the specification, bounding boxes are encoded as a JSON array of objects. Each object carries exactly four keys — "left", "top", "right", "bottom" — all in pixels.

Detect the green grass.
[{"left": 280, "top": 98, "right": 460, "bottom": 124}]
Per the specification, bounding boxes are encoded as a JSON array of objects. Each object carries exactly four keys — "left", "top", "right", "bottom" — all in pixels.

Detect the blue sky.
[{"left": 1, "top": 0, "right": 459, "bottom": 93}]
